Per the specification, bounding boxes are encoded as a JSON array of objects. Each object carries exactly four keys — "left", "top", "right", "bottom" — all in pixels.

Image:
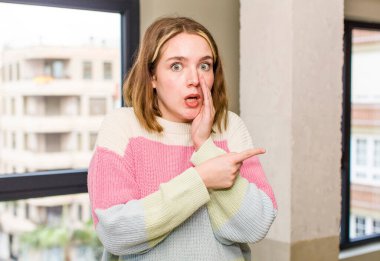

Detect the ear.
[{"left": 151, "top": 75, "right": 157, "bottom": 89}]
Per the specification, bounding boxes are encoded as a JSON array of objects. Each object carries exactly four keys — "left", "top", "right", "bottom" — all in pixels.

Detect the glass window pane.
[
  {"left": 350, "top": 28, "right": 380, "bottom": 239},
  {"left": 103, "top": 62, "right": 112, "bottom": 80},
  {"left": 0, "top": 194, "right": 102, "bottom": 260},
  {"left": 0, "top": 3, "right": 121, "bottom": 175}
]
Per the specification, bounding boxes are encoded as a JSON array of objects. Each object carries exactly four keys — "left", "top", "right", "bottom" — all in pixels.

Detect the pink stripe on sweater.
[
  {"left": 214, "top": 141, "right": 277, "bottom": 209},
  {"left": 88, "top": 146, "right": 139, "bottom": 225},
  {"left": 239, "top": 157, "right": 278, "bottom": 209}
]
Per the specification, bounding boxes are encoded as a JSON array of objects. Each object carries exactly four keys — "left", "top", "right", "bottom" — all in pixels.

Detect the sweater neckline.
[{"left": 156, "top": 116, "right": 192, "bottom": 134}]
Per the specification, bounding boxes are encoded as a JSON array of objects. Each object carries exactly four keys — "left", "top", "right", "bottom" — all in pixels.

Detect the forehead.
[{"left": 160, "top": 32, "right": 213, "bottom": 59}]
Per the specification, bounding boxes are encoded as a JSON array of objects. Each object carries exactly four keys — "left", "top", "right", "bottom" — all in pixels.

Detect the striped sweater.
[{"left": 88, "top": 107, "right": 277, "bottom": 261}]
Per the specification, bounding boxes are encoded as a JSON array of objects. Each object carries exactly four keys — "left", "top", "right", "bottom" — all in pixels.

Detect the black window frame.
[
  {"left": 341, "top": 20, "right": 380, "bottom": 249},
  {"left": 0, "top": 0, "right": 139, "bottom": 201}
]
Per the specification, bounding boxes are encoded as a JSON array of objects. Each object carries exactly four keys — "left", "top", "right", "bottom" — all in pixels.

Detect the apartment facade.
[
  {"left": 0, "top": 44, "right": 120, "bottom": 259},
  {"left": 349, "top": 30, "right": 380, "bottom": 239}
]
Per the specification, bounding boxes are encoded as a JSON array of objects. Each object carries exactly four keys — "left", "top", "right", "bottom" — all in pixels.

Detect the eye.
[
  {"left": 200, "top": 63, "right": 211, "bottom": 71},
  {"left": 171, "top": 63, "right": 183, "bottom": 72}
]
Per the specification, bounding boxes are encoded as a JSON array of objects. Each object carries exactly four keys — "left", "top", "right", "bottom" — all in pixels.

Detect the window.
[
  {"left": 46, "top": 206, "right": 63, "bottom": 226},
  {"left": 103, "top": 61, "right": 112, "bottom": 79},
  {"left": 78, "top": 204, "right": 83, "bottom": 221},
  {"left": 342, "top": 21, "right": 380, "bottom": 249},
  {"left": 82, "top": 61, "right": 92, "bottom": 79},
  {"left": 8, "top": 64, "right": 12, "bottom": 81},
  {"left": 0, "top": 1, "right": 139, "bottom": 260},
  {"left": 355, "top": 139, "right": 367, "bottom": 166},
  {"left": 1, "top": 66, "right": 5, "bottom": 82},
  {"left": 11, "top": 132, "right": 16, "bottom": 149},
  {"left": 374, "top": 219, "right": 380, "bottom": 234},
  {"left": 44, "top": 60, "right": 65, "bottom": 79},
  {"left": 89, "top": 97, "right": 106, "bottom": 115},
  {"left": 356, "top": 172, "right": 366, "bottom": 179},
  {"left": 89, "top": 132, "right": 97, "bottom": 151},
  {"left": 374, "top": 140, "right": 380, "bottom": 167},
  {"left": 45, "top": 134, "right": 62, "bottom": 152},
  {"left": 10, "top": 97, "right": 15, "bottom": 115},
  {"left": 16, "top": 62, "right": 20, "bottom": 81},
  {"left": 355, "top": 216, "right": 366, "bottom": 237},
  {"left": 45, "top": 96, "right": 61, "bottom": 116}
]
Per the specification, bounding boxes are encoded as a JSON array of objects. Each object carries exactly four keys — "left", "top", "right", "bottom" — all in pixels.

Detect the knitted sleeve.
[
  {"left": 190, "top": 112, "right": 277, "bottom": 245},
  {"left": 87, "top": 111, "right": 210, "bottom": 256}
]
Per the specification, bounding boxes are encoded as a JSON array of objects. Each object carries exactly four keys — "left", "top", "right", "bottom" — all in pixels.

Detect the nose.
[{"left": 187, "top": 67, "right": 200, "bottom": 87}]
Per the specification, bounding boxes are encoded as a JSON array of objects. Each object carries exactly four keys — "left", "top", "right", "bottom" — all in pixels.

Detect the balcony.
[
  {"left": 1, "top": 150, "right": 92, "bottom": 171},
  {"left": 1, "top": 115, "right": 103, "bottom": 133},
  {"left": 1, "top": 79, "right": 117, "bottom": 96}
]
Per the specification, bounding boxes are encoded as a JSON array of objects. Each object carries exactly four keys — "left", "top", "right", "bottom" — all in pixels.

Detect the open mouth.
[{"left": 185, "top": 94, "right": 201, "bottom": 108}]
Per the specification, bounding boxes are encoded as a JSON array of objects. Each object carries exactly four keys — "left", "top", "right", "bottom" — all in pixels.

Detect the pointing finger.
[{"left": 231, "top": 148, "right": 266, "bottom": 163}]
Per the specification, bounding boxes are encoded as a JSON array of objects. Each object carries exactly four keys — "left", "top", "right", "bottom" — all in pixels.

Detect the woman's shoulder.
[
  {"left": 226, "top": 110, "right": 247, "bottom": 132},
  {"left": 100, "top": 107, "right": 140, "bottom": 130},
  {"left": 95, "top": 107, "right": 140, "bottom": 154},
  {"left": 102, "top": 107, "right": 136, "bottom": 122},
  {"left": 213, "top": 111, "right": 247, "bottom": 139}
]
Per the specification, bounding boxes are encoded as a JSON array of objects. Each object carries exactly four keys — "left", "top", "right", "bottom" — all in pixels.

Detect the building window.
[
  {"left": 25, "top": 203, "right": 30, "bottom": 219},
  {"left": 78, "top": 204, "right": 83, "bottom": 221},
  {"left": 45, "top": 96, "right": 61, "bottom": 116},
  {"left": 103, "top": 62, "right": 112, "bottom": 79},
  {"left": 77, "top": 133, "right": 82, "bottom": 151},
  {"left": 44, "top": 60, "right": 65, "bottom": 79},
  {"left": 355, "top": 216, "right": 366, "bottom": 237},
  {"left": 8, "top": 64, "right": 12, "bottom": 81},
  {"left": 374, "top": 140, "right": 380, "bottom": 167},
  {"left": 89, "top": 97, "right": 106, "bottom": 115},
  {"left": 355, "top": 139, "right": 367, "bottom": 166},
  {"left": 16, "top": 62, "right": 20, "bottom": 81},
  {"left": 374, "top": 219, "right": 380, "bottom": 234},
  {"left": 83, "top": 61, "right": 92, "bottom": 79},
  {"left": 46, "top": 206, "right": 63, "bottom": 226},
  {"left": 89, "top": 133, "right": 97, "bottom": 151},
  {"left": 11, "top": 132, "right": 16, "bottom": 149},
  {"left": 342, "top": 21, "right": 380, "bottom": 248},
  {"left": 356, "top": 172, "right": 366, "bottom": 179},
  {"left": 1, "top": 66, "right": 5, "bottom": 82},
  {"left": 45, "top": 134, "right": 61, "bottom": 152},
  {"left": 10, "top": 97, "right": 15, "bottom": 115}
]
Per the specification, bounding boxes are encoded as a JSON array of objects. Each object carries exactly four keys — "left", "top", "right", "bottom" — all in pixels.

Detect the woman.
[{"left": 88, "top": 16, "right": 277, "bottom": 261}]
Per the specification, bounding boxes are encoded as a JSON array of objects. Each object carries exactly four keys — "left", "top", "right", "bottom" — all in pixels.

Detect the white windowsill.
[{"left": 339, "top": 241, "right": 380, "bottom": 260}]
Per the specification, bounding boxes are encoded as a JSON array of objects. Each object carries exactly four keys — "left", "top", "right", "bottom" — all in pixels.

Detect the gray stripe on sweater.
[
  {"left": 96, "top": 200, "right": 150, "bottom": 256},
  {"left": 215, "top": 184, "right": 276, "bottom": 244}
]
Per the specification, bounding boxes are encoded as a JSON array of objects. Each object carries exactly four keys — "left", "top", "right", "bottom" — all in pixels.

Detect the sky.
[{"left": 0, "top": 2, "right": 121, "bottom": 49}]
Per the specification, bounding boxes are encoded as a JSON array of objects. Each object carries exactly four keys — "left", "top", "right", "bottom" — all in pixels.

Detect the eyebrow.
[{"left": 165, "top": 55, "right": 213, "bottom": 62}]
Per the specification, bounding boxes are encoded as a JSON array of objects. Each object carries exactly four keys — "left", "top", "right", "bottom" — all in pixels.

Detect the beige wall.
[
  {"left": 140, "top": 0, "right": 240, "bottom": 113},
  {"left": 345, "top": 0, "right": 380, "bottom": 23},
  {"left": 241, "top": 0, "right": 344, "bottom": 260}
]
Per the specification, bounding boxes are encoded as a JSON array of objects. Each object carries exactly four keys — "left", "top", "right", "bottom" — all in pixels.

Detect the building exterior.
[
  {"left": 349, "top": 29, "right": 380, "bottom": 239},
  {"left": 0, "top": 44, "right": 120, "bottom": 173},
  {"left": 0, "top": 43, "right": 120, "bottom": 260}
]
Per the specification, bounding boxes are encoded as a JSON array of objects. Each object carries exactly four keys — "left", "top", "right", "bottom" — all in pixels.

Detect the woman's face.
[{"left": 151, "top": 32, "right": 214, "bottom": 123}]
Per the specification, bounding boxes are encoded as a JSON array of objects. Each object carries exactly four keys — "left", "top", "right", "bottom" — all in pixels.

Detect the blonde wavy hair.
[{"left": 123, "top": 16, "right": 228, "bottom": 133}]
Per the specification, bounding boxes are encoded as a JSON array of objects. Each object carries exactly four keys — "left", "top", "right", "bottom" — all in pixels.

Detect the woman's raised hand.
[
  {"left": 191, "top": 76, "right": 215, "bottom": 150},
  {"left": 195, "top": 148, "right": 266, "bottom": 189}
]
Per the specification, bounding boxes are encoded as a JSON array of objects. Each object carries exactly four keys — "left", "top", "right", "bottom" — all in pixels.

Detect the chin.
[{"left": 183, "top": 108, "right": 201, "bottom": 121}]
